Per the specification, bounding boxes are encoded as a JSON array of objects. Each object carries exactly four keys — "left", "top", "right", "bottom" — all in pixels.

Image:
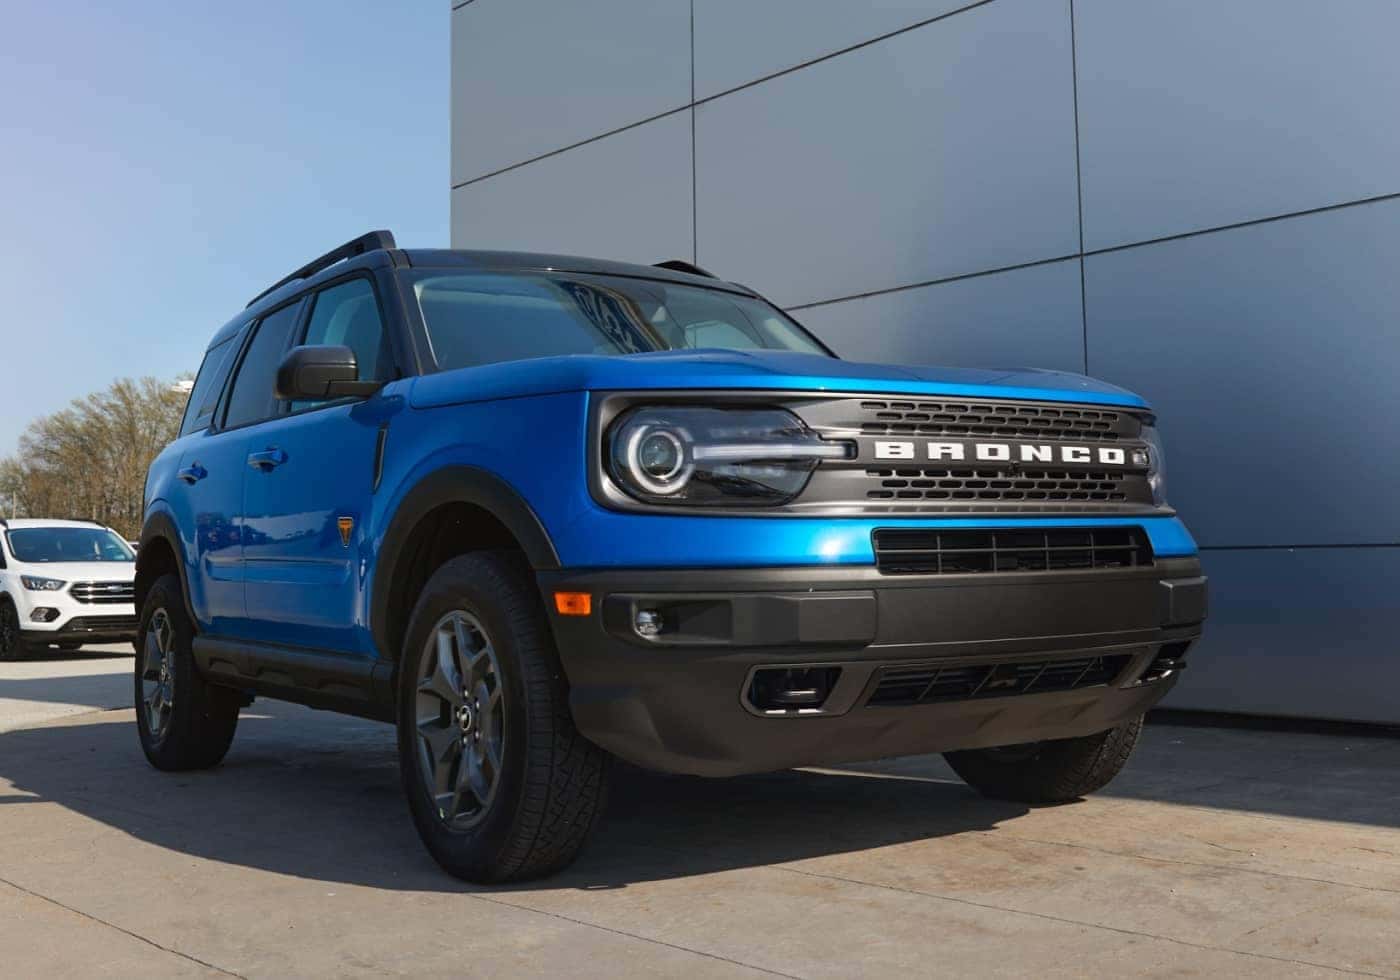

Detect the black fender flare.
[
  {"left": 135, "top": 510, "right": 198, "bottom": 627},
  {"left": 370, "top": 466, "right": 560, "bottom": 660}
]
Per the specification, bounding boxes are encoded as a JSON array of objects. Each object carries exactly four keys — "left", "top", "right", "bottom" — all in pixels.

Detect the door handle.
[
  {"left": 246, "top": 448, "right": 289, "bottom": 471},
  {"left": 177, "top": 463, "right": 207, "bottom": 484}
]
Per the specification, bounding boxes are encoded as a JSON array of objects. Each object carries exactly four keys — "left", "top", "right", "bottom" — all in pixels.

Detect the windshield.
[
  {"left": 6, "top": 527, "right": 135, "bottom": 563},
  {"left": 408, "top": 271, "right": 830, "bottom": 370}
]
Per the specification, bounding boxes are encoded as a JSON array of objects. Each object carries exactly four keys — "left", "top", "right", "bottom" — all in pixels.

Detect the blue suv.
[{"left": 136, "top": 231, "right": 1206, "bottom": 882}]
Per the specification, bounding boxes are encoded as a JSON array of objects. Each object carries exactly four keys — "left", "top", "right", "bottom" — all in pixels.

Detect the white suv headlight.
[{"left": 21, "top": 575, "right": 66, "bottom": 591}]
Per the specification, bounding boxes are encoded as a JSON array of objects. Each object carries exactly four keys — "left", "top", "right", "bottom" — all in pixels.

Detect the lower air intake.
[
  {"left": 872, "top": 527, "right": 1152, "bottom": 575},
  {"left": 868, "top": 654, "right": 1133, "bottom": 707}
]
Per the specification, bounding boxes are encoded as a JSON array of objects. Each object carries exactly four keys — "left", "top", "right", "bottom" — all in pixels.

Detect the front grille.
[
  {"left": 865, "top": 467, "right": 1131, "bottom": 503},
  {"left": 868, "top": 654, "right": 1132, "bottom": 707},
  {"left": 65, "top": 615, "right": 138, "bottom": 633},
  {"left": 872, "top": 527, "right": 1152, "bottom": 575},
  {"left": 789, "top": 394, "right": 1158, "bottom": 515},
  {"left": 855, "top": 399, "right": 1125, "bottom": 441},
  {"left": 70, "top": 581, "right": 135, "bottom": 605}
]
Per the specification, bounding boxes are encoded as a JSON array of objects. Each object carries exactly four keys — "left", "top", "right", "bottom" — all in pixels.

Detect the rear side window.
[
  {"left": 223, "top": 301, "right": 303, "bottom": 428},
  {"left": 180, "top": 335, "right": 239, "bottom": 436}
]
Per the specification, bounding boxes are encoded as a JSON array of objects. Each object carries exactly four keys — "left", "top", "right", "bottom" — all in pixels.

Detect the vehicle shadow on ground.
[
  {"left": 0, "top": 664, "right": 133, "bottom": 708},
  {"left": 6, "top": 645, "right": 132, "bottom": 663},
  {"left": 0, "top": 706, "right": 1027, "bottom": 893},
  {"left": 5, "top": 704, "right": 1396, "bottom": 894}
]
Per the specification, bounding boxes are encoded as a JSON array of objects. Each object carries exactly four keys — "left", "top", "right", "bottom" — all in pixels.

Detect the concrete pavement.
[{"left": 2, "top": 646, "right": 1398, "bottom": 977}]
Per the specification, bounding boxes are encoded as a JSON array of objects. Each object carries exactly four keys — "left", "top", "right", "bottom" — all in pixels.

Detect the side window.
[
  {"left": 179, "top": 334, "right": 239, "bottom": 436},
  {"left": 302, "top": 278, "right": 390, "bottom": 383},
  {"left": 223, "top": 301, "right": 303, "bottom": 428}
]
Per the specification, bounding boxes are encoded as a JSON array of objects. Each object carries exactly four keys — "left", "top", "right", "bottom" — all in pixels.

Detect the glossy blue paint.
[
  {"left": 409, "top": 349, "right": 1149, "bottom": 410},
  {"left": 239, "top": 388, "right": 408, "bottom": 653},
  {"left": 147, "top": 338, "right": 1187, "bottom": 661},
  {"left": 165, "top": 426, "right": 248, "bottom": 632},
  {"left": 549, "top": 512, "right": 1197, "bottom": 568}
]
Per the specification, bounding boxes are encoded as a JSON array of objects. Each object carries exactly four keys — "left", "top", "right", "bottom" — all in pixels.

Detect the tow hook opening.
[
  {"left": 1138, "top": 641, "right": 1191, "bottom": 684},
  {"left": 747, "top": 667, "right": 841, "bottom": 715}
]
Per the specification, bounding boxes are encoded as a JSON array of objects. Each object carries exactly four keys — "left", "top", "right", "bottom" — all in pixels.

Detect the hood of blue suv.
[{"left": 409, "top": 349, "right": 1148, "bottom": 411}]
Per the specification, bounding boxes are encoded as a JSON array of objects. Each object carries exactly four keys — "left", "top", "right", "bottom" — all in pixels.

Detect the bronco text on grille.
[{"left": 789, "top": 395, "right": 1160, "bottom": 514}]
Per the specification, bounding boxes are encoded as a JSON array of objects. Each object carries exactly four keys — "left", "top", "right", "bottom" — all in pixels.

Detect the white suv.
[{"left": 0, "top": 518, "right": 137, "bottom": 660}]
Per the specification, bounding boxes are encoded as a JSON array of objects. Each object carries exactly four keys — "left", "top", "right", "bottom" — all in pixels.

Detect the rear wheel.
[
  {"left": 397, "top": 551, "right": 610, "bottom": 883},
  {"left": 0, "top": 599, "right": 27, "bottom": 662},
  {"left": 945, "top": 716, "right": 1144, "bottom": 803},
  {"left": 134, "top": 574, "right": 240, "bottom": 770}
]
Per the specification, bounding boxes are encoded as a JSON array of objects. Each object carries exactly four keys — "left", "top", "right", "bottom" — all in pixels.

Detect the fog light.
[
  {"left": 31, "top": 608, "right": 59, "bottom": 623},
  {"left": 634, "top": 609, "right": 663, "bottom": 638}
]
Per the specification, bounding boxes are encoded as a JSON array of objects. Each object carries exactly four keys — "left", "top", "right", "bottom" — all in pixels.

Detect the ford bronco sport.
[{"left": 136, "top": 231, "right": 1207, "bottom": 882}]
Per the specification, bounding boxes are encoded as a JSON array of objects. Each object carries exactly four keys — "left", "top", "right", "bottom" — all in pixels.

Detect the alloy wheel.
[
  {"left": 414, "top": 610, "right": 505, "bottom": 831},
  {"left": 140, "top": 609, "right": 176, "bottom": 740}
]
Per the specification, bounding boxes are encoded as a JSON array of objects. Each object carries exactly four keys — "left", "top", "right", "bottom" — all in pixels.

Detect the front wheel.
[
  {"left": 0, "top": 599, "right": 27, "bottom": 662},
  {"left": 397, "top": 551, "right": 610, "bottom": 883},
  {"left": 945, "top": 716, "right": 1144, "bottom": 804},
  {"left": 134, "top": 574, "right": 240, "bottom": 770}
]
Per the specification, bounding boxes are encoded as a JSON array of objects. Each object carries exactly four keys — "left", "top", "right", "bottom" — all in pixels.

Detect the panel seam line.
[
  {"left": 1068, "top": 0, "right": 1089, "bottom": 374},
  {"left": 449, "top": 0, "right": 998, "bottom": 190}
]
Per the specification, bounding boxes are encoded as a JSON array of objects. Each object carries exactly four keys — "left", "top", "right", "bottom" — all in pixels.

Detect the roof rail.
[
  {"left": 247, "top": 230, "right": 397, "bottom": 308},
  {"left": 653, "top": 259, "right": 717, "bottom": 279}
]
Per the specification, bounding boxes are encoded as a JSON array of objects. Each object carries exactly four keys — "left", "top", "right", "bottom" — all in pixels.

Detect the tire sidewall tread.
[
  {"left": 134, "top": 574, "right": 239, "bottom": 771},
  {"left": 396, "top": 551, "right": 608, "bottom": 884}
]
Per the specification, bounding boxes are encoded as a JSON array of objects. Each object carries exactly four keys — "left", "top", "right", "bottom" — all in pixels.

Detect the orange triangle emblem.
[{"left": 338, "top": 517, "right": 355, "bottom": 548}]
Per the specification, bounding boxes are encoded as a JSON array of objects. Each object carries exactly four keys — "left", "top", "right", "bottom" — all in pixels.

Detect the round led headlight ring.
[{"left": 623, "top": 424, "right": 694, "bottom": 495}]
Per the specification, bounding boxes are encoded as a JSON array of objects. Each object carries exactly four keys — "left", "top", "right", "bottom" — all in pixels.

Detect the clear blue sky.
[{"left": 0, "top": 1, "right": 448, "bottom": 456}]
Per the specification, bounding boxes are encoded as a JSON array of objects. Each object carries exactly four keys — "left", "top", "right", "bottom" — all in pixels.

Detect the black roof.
[
  {"left": 399, "top": 249, "right": 749, "bottom": 294},
  {"left": 211, "top": 232, "right": 756, "bottom": 350}
]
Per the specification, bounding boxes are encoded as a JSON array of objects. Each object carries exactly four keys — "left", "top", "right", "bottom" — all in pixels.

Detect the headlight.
[
  {"left": 1140, "top": 423, "right": 1167, "bottom": 505},
  {"left": 607, "top": 406, "right": 851, "bottom": 506},
  {"left": 21, "top": 575, "right": 66, "bottom": 591}
]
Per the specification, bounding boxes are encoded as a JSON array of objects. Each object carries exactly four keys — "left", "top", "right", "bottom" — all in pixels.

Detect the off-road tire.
[
  {"left": 945, "top": 716, "right": 1144, "bottom": 803},
  {"left": 397, "top": 551, "right": 610, "bottom": 883},
  {"left": 135, "top": 573, "right": 240, "bottom": 770}
]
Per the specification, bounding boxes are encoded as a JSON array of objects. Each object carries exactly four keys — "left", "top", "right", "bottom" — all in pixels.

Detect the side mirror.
[{"left": 275, "top": 345, "right": 382, "bottom": 400}]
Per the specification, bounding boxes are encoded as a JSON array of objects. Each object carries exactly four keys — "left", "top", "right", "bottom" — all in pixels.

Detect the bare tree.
[{"left": 0, "top": 378, "right": 188, "bottom": 538}]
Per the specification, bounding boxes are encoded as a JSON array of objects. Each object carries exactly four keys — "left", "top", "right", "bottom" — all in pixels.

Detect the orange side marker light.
[{"left": 554, "top": 591, "right": 592, "bottom": 616}]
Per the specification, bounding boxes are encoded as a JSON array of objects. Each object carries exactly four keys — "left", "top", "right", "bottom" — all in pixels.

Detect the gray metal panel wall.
[
  {"left": 693, "top": 0, "right": 976, "bottom": 98},
  {"left": 1085, "top": 198, "right": 1400, "bottom": 549},
  {"left": 795, "top": 259, "right": 1085, "bottom": 374},
  {"left": 1075, "top": 0, "right": 1400, "bottom": 249},
  {"left": 451, "top": 113, "right": 694, "bottom": 265},
  {"left": 695, "top": 0, "right": 1080, "bottom": 308},
  {"left": 451, "top": 0, "right": 1400, "bottom": 721},
  {"left": 450, "top": 0, "right": 690, "bottom": 184}
]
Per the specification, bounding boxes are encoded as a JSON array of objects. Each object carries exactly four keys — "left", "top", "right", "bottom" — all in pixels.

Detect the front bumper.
[
  {"left": 22, "top": 613, "right": 139, "bottom": 644},
  {"left": 542, "top": 558, "right": 1206, "bottom": 776}
]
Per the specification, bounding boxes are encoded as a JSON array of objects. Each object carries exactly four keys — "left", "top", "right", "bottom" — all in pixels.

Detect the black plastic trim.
[
  {"left": 541, "top": 559, "right": 1205, "bottom": 774},
  {"left": 135, "top": 512, "right": 197, "bottom": 626},
  {"left": 193, "top": 636, "right": 394, "bottom": 723},
  {"left": 370, "top": 466, "right": 560, "bottom": 659}
]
